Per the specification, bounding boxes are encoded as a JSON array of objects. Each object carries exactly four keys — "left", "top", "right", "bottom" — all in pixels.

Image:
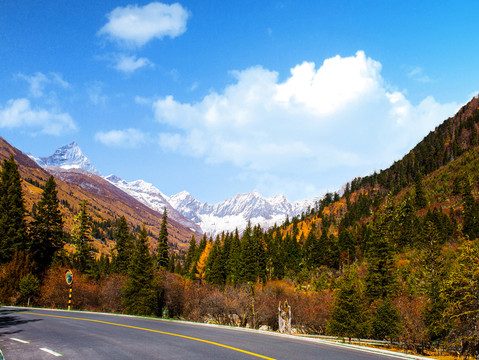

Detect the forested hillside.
[{"left": 1, "top": 96, "right": 479, "bottom": 358}]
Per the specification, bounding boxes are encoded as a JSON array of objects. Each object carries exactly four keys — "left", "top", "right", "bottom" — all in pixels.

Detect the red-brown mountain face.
[{"left": 0, "top": 136, "right": 197, "bottom": 254}]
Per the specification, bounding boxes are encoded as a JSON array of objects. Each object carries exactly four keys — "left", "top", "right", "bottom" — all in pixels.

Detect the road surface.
[{"left": 0, "top": 307, "right": 423, "bottom": 359}]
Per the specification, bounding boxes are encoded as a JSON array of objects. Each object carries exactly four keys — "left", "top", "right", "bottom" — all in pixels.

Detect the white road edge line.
[
  {"left": 10, "top": 337, "right": 30, "bottom": 344},
  {"left": 40, "top": 348, "right": 63, "bottom": 357}
]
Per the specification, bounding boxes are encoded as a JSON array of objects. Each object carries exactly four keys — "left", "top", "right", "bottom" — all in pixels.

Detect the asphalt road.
[{"left": 0, "top": 307, "right": 420, "bottom": 360}]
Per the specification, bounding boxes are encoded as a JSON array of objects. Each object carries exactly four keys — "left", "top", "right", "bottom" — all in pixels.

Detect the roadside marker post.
[{"left": 65, "top": 269, "right": 73, "bottom": 310}]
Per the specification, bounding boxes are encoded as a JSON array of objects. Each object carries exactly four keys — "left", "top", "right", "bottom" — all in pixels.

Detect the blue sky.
[{"left": 1, "top": 1, "right": 478, "bottom": 203}]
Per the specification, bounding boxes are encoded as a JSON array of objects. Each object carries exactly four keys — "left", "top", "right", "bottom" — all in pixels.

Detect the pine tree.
[
  {"left": 184, "top": 236, "right": 197, "bottom": 275},
  {"left": 268, "top": 229, "right": 285, "bottom": 279},
  {"left": 0, "top": 154, "right": 28, "bottom": 264},
  {"left": 372, "top": 298, "right": 401, "bottom": 341},
  {"left": 414, "top": 175, "right": 427, "bottom": 209},
  {"left": 122, "top": 224, "right": 157, "bottom": 315},
  {"left": 227, "top": 229, "right": 242, "bottom": 284},
  {"left": 29, "top": 176, "right": 65, "bottom": 274},
  {"left": 328, "top": 269, "right": 367, "bottom": 342},
  {"left": 204, "top": 238, "right": 226, "bottom": 285},
  {"left": 157, "top": 208, "right": 169, "bottom": 268},
  {"left": 113, "top": 216, "right": 133, "bottom": 274},
  {"left": 72, "top": 200, "right": 94, "bottom": 273},
  {"left": 338, "top": 229, "right": 355, "bottom": 266},
  {"left": 366, "top": 194, "right": 397, "bottom": 300}
]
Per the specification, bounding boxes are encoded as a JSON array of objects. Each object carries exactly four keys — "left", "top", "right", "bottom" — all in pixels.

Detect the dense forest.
[{"left": 2, "top": 97, "right": 479, "bottom": 358}]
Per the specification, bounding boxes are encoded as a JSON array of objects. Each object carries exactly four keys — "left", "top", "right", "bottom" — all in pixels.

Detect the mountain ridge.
[{"left": 31, "top": 142, "right": 318, "bottom": 236}]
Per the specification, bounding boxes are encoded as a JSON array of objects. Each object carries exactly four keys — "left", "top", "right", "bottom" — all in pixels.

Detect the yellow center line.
[{"left": 23, "top": 312, "right": 276, "bottom": 360}]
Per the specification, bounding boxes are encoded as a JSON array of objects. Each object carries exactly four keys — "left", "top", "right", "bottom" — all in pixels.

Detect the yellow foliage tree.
[{"left": 195, "top": 242, "right": 212, "bottom": 280}]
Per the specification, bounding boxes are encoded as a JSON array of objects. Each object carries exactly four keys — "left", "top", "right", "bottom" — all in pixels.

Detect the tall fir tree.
[
  {"left": 328, "top": 268, "right": 368, "bottom": 342},
  {"left": 372, "top": 298, "right": 402, "bottom": 341},
  {"left": 113, "top": 216, "right": 133, "bottom": 274},
  {"left": 184, "top": 236, "right": 197, "bottom": 275},
  {"left": 29, "top": 176, "right": 65, "bottom": 274},
  {"left": 414, "top": 174, "right": 427, "bottom": 209},
  {"left": 204, "top": 238, "right": 226, "bottom": 285},
  {"left": 122, "top": 224, "right": 157, "bottom": 315},
  {"left": 0, "top": 154, "right": 28, "bottom": 264},
  {"left": 366, "top": 194, "right": 397, "bottom": 300},
  {"left": 157, "top": 208, "right": 169, "bottom": 268},
  {"left": 72, "top": 200, "right": 94, "bottom": 273},
  {"left": 227, "top": 229, "right": 242, "bottom": 284}
]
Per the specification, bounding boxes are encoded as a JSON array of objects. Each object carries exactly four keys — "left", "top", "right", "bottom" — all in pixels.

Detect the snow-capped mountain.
[
  {"left": 105, "top": 175, "right": 202, "bottom": 234},
  {"left": 32, "top": 141, "right": 101, "bottom": 176},
  {"left": 169, "top": 190, "right": 317, "bottom": 236},
  {"left": 31, "top": 141, "right": 319, "bottom": 236}
]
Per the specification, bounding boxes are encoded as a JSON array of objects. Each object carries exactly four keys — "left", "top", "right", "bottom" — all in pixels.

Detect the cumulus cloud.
[
  {"left": 114, "top": 54, "right": 153, "bottom": 73},
  {"left": 0, "top": 98, "right": 77, "bottom": 135},
  {"left": 17, "top": 72, "right": 70, "bottom": 98},
  {"left": 152, "top": 51, "right": 459, "bottom": 200},
  {"left": 98, "top": 2, "right": 190, "bottom": 47},
  {"left": 95, "top": 128, "right": 147, "bottom": 148}
]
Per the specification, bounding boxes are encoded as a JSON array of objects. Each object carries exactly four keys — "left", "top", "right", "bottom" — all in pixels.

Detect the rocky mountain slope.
[{"left": 1, "top": 137, "right": 197, "bottom": 252}]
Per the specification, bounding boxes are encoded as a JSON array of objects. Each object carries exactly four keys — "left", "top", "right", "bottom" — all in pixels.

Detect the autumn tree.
[{"left": 443, "top": 240, "right": 479, "bottom": 357}]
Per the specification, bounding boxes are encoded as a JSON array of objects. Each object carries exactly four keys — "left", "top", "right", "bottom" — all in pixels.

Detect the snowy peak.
[
  {"left": 38, "top": 141, "right": 100, "bottom": 175},
  {"left": 105, "top": 175, "right": 202, "bottom": 234},
  {"left": 169, "top": 190, "right": 310, "bottom": 236}
]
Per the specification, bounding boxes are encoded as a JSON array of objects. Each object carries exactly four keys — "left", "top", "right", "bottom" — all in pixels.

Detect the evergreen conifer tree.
[
  {"left": 184, "top": 236, "right": 197, "bottom": 275},
  {"left": 414, "top": 175, "right": 427, "bottom": 209},
  {"left": 227, "top": 229, "right": 242, "bottom": 284},
  {"left": 372, "top": 298, "right": 401, "bottom": 341},
  {"left": 113, "top": 216, "right": 133, "bottom": 274},
  {"left": 204, "top": 238, "right": 226, "bottom": 285},
  {"left": 157, "top": 208, "right": 169, "bottom": 268},
  {"left": 328, "top": 269, "right": 367, "bottom": 342},
  {"left": 366, "top": 194, "right": 397, "bottom": 300},
  {"left": 240, "top": 222, "right": 255, "bottom": 282},
  {"left": 72, "top": 200, "right": 94, "bottom": 273},
  {"left": 29, "top": 176, "right": 65, "bottom": 274},
  {"left": 0, "top": 154, "right": 28, "bottom": 264},
  {"left": 122, "top": 224, "right": 157, "bottom": 315}
]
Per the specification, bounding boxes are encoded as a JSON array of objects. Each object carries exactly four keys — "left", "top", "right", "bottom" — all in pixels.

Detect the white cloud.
[
  {"left": 406, "top": 66, "right": 433, "bottom": 83},
  {"left": 17, "top": 72, "right": 70, "bottom": 98},
  {"left": 0, "top": 98, "right": 77, "bottom": 135},
  {"left": 98, "top": 2, "right": 190, "bottom": 47},
  {"left": 95, "top": 128, "right": 147, "bottom": 148},
  {"left": 114, "top": 54, "right": 153, "bottom": 73},
  {"left": 152, "top": 51, "right": 459, "bottom": 200},
  {"left": 87, "top": 81, "right": 107, "bottom": 105}
]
